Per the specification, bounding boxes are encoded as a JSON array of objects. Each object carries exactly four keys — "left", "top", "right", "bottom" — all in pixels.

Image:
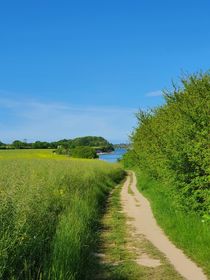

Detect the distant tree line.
[
  {"left": 0, "top": 136, "right": 114, "bottom": 159},
  {"left": 0, "top": 140, "right": 60, "bottom": 149},
  {"left": 124, "top": 72, "right": 210, "bottom": 215},
  {"left": 0, "top": 136, "right": 114, "bottom": 150}
]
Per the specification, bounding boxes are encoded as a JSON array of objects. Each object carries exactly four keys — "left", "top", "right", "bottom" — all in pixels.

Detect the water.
[{"left": 99, "top": 148, "right": 127, "bottom": 163}]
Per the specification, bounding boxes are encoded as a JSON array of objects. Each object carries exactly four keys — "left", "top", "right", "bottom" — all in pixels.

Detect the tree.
[
  {"left": 0, "top": 141, "right": 6, "bottom": 149},
  {"left": 12, "top": 140, "right": 25, "bottom": 149},
  {"left": 69, "top": 146, "right": 98, "bottom": 159}
]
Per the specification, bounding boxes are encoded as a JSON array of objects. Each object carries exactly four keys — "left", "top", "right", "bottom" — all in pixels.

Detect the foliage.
[
  {"left": 122, "top": 149, "right": 139, "bottom": 168},
  {"left": 0, "top": 154, "right": 125, "bottom": 279},
  {"left": 0, "top": 141, "right": 6, "bottom": 149},
  {"left": 69, "top": 146, "right": 98, "bottom": 159},
  {"left": 55, "top": 136, "right": 114, "bottom": 158},
  {"left": 56, "top": 146, "right": 69, "bottom": 155},
  {"left": 12, "top": 140, "right": 26, "bottom": 149},
  {"left": 124, "top": 72, "right": 210, "bottom": 215},
  {"left": 70, "top": 136, "right": 114, "bottom": 151},
  {"left": 31, "top": 141, "right": 51, "bottom": 149},
  {"left": 1, "top": 136, "right": 114, "bottom": 153}
]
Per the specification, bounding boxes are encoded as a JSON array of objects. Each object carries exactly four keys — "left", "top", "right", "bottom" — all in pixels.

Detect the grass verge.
[{"left": 134, "top": 168, "right": 210, "bottom": 279}]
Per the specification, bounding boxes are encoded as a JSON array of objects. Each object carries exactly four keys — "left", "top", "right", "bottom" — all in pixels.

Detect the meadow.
[
  {"left": 0, "top": 149, "right": 66, "bottom": 159},
  {"left": 0, "top": 149, "right": 125, "bottom": 280}
]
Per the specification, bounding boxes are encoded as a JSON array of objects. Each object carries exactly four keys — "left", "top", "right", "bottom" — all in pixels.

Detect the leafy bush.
[
  {"left": 70, "top": 136, "right": 114, "bottom": 151},
  {"left": 69, "top": 146, "right": 98, "bottom": 159},
  {"left": 125, "top": 72, "right": 210, "bottom": 215}
]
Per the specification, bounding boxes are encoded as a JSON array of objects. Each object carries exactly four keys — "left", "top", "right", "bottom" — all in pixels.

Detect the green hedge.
[{"left": 124, "top": 72, "right": 210, "bottom": 216}]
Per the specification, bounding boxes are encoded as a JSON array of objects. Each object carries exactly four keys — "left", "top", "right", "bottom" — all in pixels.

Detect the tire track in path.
[{"left": 121, "top": 171, "right": 207, "bottom": 280}]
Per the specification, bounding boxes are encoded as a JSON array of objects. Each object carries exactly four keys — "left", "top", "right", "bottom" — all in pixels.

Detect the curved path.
[{"left": 121, "top": 171, "right": 207, "bottom": 280}]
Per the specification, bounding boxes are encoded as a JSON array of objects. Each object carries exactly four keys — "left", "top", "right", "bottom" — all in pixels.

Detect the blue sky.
[{"left": 0, "top": 0, "right": 209, "bottom": 143}]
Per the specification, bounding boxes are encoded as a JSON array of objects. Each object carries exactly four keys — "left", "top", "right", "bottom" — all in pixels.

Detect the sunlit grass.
[
  {"left": 0, "top": 150, "right": 125, "bottom": 279},
  {"left": 0, "top": 149, "right": 68, "bottom": 159}
]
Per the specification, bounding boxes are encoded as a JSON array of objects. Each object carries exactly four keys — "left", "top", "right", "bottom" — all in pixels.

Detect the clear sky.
[{"left": 0, "top": 0, "right": 209, "bottom": 143}]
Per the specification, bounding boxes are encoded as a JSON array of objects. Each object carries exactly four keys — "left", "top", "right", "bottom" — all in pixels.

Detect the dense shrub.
[
  {"left": 69, "top": 146, "right": 98, "bottom": 159},
  {"left": 125, "top": 72, "right": 210, "bottom": 215}
]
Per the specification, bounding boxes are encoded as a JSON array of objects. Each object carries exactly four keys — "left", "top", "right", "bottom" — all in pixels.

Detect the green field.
[
  {"left": 0, "top": 149, "right": 125, "bottom": 279},
  {"left": 0, "top": 149, "right": 67, "bottom": 159}
]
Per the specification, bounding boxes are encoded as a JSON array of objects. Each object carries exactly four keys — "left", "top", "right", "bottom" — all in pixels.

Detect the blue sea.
[{"left": 99, "top": 148, "right": 127, "bottom": 163}]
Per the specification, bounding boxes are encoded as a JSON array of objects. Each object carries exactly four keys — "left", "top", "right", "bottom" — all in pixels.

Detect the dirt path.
[{"left": 121, "top": 171, "right": 207, "bottom": 280}]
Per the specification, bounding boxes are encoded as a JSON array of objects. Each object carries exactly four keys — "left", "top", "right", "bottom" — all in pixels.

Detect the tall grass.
[
  {"left": 0, "top": 149, "right": 67, "bottom": 159},
  {"left": 0, "top": 156, "right": 125, "bottom": 279},
  {"left": 135, "top": 169, "right": 210, "bottom": 278}
]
